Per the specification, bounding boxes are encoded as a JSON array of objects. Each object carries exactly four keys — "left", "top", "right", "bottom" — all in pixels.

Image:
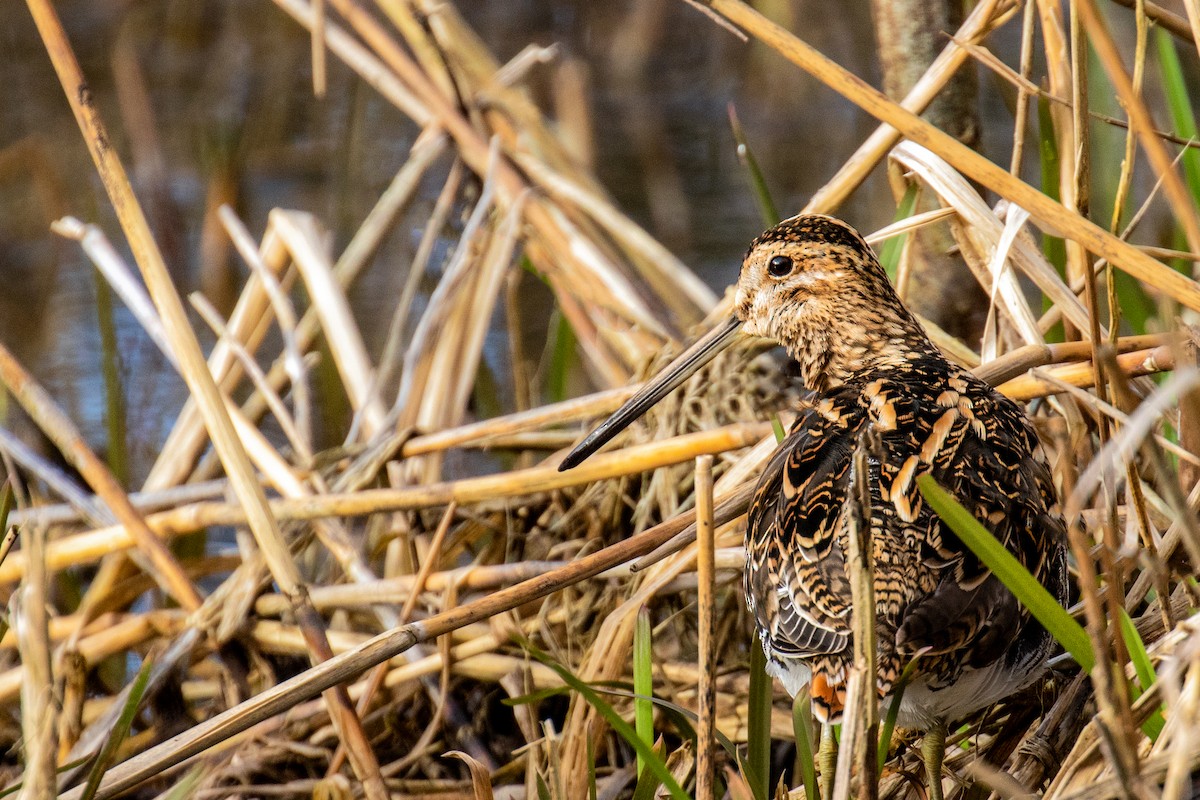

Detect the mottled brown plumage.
[
  {"left": 737, "top": 215, "right": 1068, "bottom": 727},
  {"left": 561, "top": 213, "right": 1069, "bottom": 736}
]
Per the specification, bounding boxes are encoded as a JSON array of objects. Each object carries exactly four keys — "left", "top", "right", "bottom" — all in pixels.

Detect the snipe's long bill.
[{"left": 557, "top": 314, "right": 743, "bottom": 470}]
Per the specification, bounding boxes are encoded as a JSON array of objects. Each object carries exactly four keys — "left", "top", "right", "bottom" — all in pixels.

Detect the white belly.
[
  {"left": 887, "top": 659, "right": 1044, "bottom": 729},
  {"left": 765, "top": 653, "right": 1047, "bottom": 729}
]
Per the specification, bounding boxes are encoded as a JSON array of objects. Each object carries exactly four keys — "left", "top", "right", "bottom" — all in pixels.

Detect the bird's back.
[{"left": 745, "top": 352, "right": 1068, "bottom": 725}]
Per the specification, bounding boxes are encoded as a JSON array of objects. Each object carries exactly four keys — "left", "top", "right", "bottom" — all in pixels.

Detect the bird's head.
[
  {"left": 736, "top": 215, "right": 893, "bottom": 342},
  {"left": 734, "top": 214, "right": 928, "bottom": 390},
  {"left": 557, "top": 214, "right": 930, "bottom": 470}
]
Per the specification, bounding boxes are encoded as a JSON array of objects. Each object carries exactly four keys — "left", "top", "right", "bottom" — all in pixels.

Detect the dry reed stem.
[
  {"left": 703, "top": 0, "right": 1200, "bottom": 314},
  {"left": 1029, "top": 368, "right": 1200, "bottom": 468},
  {"left": 251, "top": 560, "right": 568, "bottom": 616},
  {"left": 14, "top": 525, "right": 55, "bottom": 800},
  {"left": 399, "top": 502, "right": 459, "bottom": 624},
  {"left": 272, "top": 210, "right": 389, "bottom": 435},
  {"left": 311, "top": 0, "right": 326, "bottom": 96},
  {"left": 1109, "top": 0, "right": 1193, "bottom": 41},
  {"left": 695, "top": 455, "right": 718, "bottom": 800},
  {"left": 398, "top": 156, "right": 523, "bottom": 482},
  {"left": 189, "top": 295, "right": 308, "bottom": 458},
  {"left": 219, "top": 207, "right": 312, "bottom": 454},
  {"left": 0, "top": 611, "right": 184, "bottom": 705},
  {"left": 235, "top": 134, "right": 446, "bottom": 459},
  {"left": 0, "top": 427, "right": 110, "bottom": 526},
  {"left": 5, "top": 481, "right": 226, "bottom": 532},
  {"left": 998, "top": 345, "right": 1178, "bottom": 400},
  {"left": 401, "top": 386, "right": 636, "bottom": 457},
  {"left": 973, "top": 334, "right": 1174, "bottom": 385},
  {"left": 144, "top": 225, "right": 291, "bottom": 490},
  {"left": 282, "top": 0, "right": 432, "bottom": 123},
  {"left": 51, "top": 217, "right": 175, "bottom": 359},
  {"left": 834, "top": 436, "right": 879, "bottom": 800},
  {"left": 375, "top": 156, "right": 463, "bottom": 401},
  {"left": 890, "top": 142, "right": 1090, "bottom": 338}
]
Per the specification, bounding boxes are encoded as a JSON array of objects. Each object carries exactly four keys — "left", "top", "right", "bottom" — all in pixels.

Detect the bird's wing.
[
  {"left": 891, "top": 374, "right": 1067, "bottom": 664},
  {"left": 746, "top": 399, "right": 860, "bottom": 660}
]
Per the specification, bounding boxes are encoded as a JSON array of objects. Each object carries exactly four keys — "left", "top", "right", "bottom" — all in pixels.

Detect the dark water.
[{"left": 0, "top": 0, "right": 1135, "bottom": 482}]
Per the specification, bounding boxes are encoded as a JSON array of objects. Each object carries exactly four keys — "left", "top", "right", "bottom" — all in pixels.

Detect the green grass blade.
[
  {"left": 582, "top": 682, "right": 739, "bottom": 761},
  {"left": 792, "top": 690, "right": 818, "bottom": 800},
  {"left": 520, "top": 640, "right": 690, "bottom": 800},
  {"left": 524, "top": 675, "right": 735, "bottom": 775},
  {"left": 1117, "top": 609, "right": 1155, "bottom": 692},
  {"left": 1156, "top": 29, "right": 1200, "bottom": 206},
  {"left": 728, "top": 103, "right": 781, "bottom": 227},
  {"left": 1036, "top": 96, "right": 1066, "bottom": 276},
  {"left": 916, "top": 475, "right": 1094, "bottom": 672},
  {"left": 633, "top": 606, "right": 654, "bottom": 778},
  {"left": 771, "top": 415, "right": 787, "bottom": 444},
  {"left": 545, "top": 309, "right": 578, "bottom": 404},
  {"left": 1116, "top": 609, "right": 1165, "bottom": 740},
  {"left": 632, "top": 742, "right": 666, "bottom": 800},
  {"left": 80, "top": 657, "right": 154, "bottom": 800},
  {"left": 744, "top": 638, "right": 772, "bottom": 800},
  {"left": 877, "top": 654, "right": 921, "bottom": 773},
  {"left": 878, "top": 183, "right": 920, "bottom": 281},
  {"left": 587, "top": 736, "right": 598, "bottom": 800},
  {"left": 0, "top": 480, "right": 13, "bottom": 532},
  {"left": 93, "top": 274, "right": 129, "bottom": 486},
  {"left": 160, "top": 766, "right": 204, "bottom": 800}
]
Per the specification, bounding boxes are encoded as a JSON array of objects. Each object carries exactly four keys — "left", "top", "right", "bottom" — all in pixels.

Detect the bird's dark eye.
[{"left": 767, "top": 255, "right": 794, "bottom": 278}]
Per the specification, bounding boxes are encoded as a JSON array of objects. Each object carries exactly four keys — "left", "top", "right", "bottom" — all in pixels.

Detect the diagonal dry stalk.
[{"left": 702, "top": 0, "right": 1200, "bottom": 314}]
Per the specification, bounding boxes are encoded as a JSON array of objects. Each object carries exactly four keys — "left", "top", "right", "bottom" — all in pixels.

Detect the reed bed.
[{"left": 3, "top": 0, "right": 1200, "bottom": 798}]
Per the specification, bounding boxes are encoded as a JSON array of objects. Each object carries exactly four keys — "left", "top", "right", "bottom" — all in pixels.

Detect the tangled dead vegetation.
[{"left": 3, "top": 1, "right": 1200, "bottom": 799}]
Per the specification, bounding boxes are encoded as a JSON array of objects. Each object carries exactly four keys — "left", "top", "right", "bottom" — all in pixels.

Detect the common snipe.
[{"left": 560, "top": 214, "right": 1069, "bottom": 797}]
